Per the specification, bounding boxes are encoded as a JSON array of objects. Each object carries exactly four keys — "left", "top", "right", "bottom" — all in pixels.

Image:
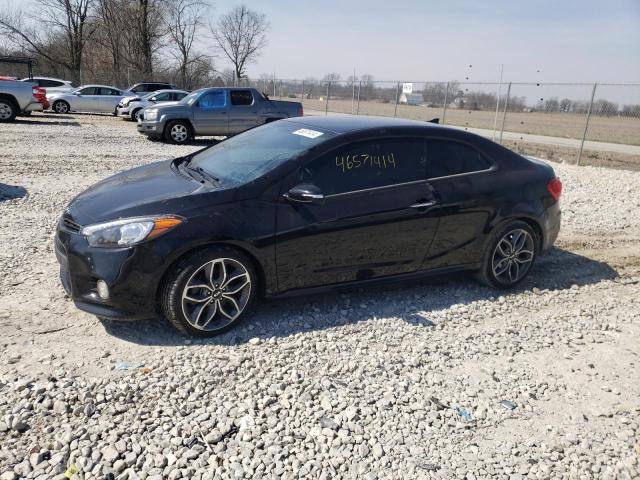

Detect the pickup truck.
[
  {"left": 0, "top": 80, "right": 44, "bottom": 122},
  {"left": 137, "top": 87, "right": 303, "bottom": 144}
]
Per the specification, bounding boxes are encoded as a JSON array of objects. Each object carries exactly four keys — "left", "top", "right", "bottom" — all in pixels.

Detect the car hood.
[
  {"left": 66, "top": 159, "right": 231, "bottom": 225},
  {"left": 147, "top": 103, "right": 188, "bottom": 114}
]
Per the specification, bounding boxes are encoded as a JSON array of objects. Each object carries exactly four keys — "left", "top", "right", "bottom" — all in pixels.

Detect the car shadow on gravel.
[
  {"left": 0, "top": 183, "right": 27, "bottom": 202},
  {"left": 14, "top": 118, "right": 81, "bottom": 127},
  {"left": 101, "top": 247, "right": 619, "bottom": 346}
]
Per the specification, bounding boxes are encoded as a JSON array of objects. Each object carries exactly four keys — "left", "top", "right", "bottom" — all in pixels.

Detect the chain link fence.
[{"left": 246, "top": 78, "right": 640, "bottom": 169}]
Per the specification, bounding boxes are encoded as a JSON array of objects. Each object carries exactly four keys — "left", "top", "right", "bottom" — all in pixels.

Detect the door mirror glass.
[{"left": 285, "top": 183, "right": 325, "bottom": 204}]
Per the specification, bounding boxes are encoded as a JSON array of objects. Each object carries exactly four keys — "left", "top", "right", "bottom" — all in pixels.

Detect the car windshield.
[
  {"left": 181, "top": 89, "right": 204, "bottom": 105},
  {"left": 188, "top": 121, "right": 336, "bottom": 188}
]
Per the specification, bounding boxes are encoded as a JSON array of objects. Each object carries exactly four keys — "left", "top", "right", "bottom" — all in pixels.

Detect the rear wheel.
[
  {"left": 161, "top": 247, "right": 257, "bottom": 337},
  {"left": 476, "top": 221, "right": 537, "bottom": 288},
  {"left": 0, "top": 98, "right": 17, "bottom": 122},
  {"left": 164, "top": 120, "right": 192, "bottom": 144},
  {"left": 53, "top": 100, "right": 70, "bottom": 114}
]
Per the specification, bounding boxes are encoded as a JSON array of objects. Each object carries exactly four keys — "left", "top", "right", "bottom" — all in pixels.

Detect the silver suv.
[
  {"left": 137, "top": 87, "right": 303, "bottom": 144},
  {"left": 117, "top": 89, "right": 188, "bottom": 121}
]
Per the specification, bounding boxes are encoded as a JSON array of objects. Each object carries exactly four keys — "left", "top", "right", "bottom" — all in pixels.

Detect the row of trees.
[{"left": 0, "top": 0, "right": 269, "bottom": 89}]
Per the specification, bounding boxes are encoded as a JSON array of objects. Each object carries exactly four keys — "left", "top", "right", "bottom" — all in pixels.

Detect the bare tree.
[
  {"left": 0, "top": 0, "right": 97, "bottom": 84},
  {"left": 164, "top": 0, "right": 210, "bottom": 89},
  {"left": 96, "top": 0, "right": 126, "bottom": 84},
  {"left": 211, "top": 5, "right": 269, "bottom": 82}
]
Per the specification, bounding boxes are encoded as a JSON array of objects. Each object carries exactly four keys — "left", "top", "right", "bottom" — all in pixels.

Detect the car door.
[
  {"left": 98, "top": 88, "right": 123, "bottom": 113},
  {"left": 420, "top": 138, "right": 497, "bottom": 269},
  {"left": 72, "top": 87, "right": 100, "bottom": 111},
  {"left": 228, "top": 90, "right": 257, "bottom": 134},
  {"left": 192, "top": 90, "right": 228, "bottom": 135},
  {"left": 274, "top": 137, "right": 439, "bottom": 291}
]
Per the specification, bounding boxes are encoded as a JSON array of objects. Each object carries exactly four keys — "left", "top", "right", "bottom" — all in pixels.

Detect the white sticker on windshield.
[{"left": 292, "top": 128, "right": 324, "bottom": 139}]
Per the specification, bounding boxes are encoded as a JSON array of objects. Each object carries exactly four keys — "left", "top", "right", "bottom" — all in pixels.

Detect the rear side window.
[
  {"left": 427, "top": 140, "right": 491, "bottom": 178},
  {"left": 40, "top": 79, "right": 63, "bottom": 87},
  {"left": 230, "top": 90, "right": 253, "bottom": 106},
  {"left": 302, "top": 138, "right": 427, "bottom": 195},
  {"left": 99, "top": 88, "right": 121, "bottom": 96}
]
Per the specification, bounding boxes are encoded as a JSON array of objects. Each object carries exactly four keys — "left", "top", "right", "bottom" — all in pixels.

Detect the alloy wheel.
[
  {"left": 181, "top": 258, "right": 251, "bottom": 331},
  {"left": 0, "top": 102, "right": 12, "bottom": 120},
  {"left": 491, "top": 229, "right": 535, "bottom": 285},
  {"left": 170, "top": 124, "right": 188, "bottom": 143},
  {"left": 55, "top": 101, "right": 69, "bottom": 113},
  {"left": 134, "top": 109, "right": 143, "bottom": 121}
]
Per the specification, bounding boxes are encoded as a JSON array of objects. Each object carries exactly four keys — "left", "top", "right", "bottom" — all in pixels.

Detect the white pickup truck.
[{"left": 0, "top": 80, "right": 44, "bottom": 122}]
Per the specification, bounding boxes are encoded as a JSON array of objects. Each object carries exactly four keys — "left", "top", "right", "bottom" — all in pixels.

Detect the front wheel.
[
  {"left": 161, "top": 247, "right": 257, "bottom": 337},
  {"left": 475, "top": 221, "right": 537, "bottom": 288},
  {"left": 53, "top": 100, "right": 70, "bottom": 114},
  {"left": 164, "top": 120, "right": 192, "bottom": 144},
  {"left": 131, "top": 108, "right": 143, "bottom": 122}
]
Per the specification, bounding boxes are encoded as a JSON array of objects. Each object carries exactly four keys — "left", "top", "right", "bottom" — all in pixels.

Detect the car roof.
[
  {"left": 146, "top": 89, "right": 188, "bottom": 94},
  {"left": 283, "top": 115, "right": 445, "bottom": 134},
  {"left": 29, "top": 77, "right": 72, "bottom": 83},
  {"left": 78, "top": 84, "right": 121, "bottom": 89}
]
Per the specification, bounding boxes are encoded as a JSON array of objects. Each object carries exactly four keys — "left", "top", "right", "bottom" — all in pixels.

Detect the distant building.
[{"left": 398, "top": 93, "right": 423, "bottom": 106}]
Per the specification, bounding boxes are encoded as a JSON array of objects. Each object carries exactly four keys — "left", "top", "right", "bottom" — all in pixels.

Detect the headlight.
[
  {"left": 81, "top": 216, "right": 184, "bottom": 248},
  {"left": 145, "top": 109, "right": 158, "bottom": 121}
]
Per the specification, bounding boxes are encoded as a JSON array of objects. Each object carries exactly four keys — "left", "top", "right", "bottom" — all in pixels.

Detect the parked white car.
[
  {"left": 20, "top": 77, "right": 74, "bottom": 96},
  {"left": 117, "top": 89, "right": 188, "bottom": 121},
  {"left": 49, "top": 85, "right": 125, "bottom": 114}
]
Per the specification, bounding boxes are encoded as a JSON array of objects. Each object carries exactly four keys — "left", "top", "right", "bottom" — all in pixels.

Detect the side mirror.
[
  {"left": 74, "top": 92, "right": 81, "bottom": 96},
  {"left": 284, "top": 183, "right": 325, "bottom": 205},
  {"left": 150, "top": 97, "right": 157, "bottom": 102}
]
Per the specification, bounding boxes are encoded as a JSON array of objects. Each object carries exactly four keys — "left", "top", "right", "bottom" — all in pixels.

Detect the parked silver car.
[
  {"left": 137, "top": 87, "right": 303, "bottom": 144},
  {"left": 49, "top": 85, "right": 125, "bottom": 114},
  {"left": 117, "top": 89, "right": 188, "bottom": 121},
  {"left": 20, "top": 77, "right": 74, "bottom": 96}
]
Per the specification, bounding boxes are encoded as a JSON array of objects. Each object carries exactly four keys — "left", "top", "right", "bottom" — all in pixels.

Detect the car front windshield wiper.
[{"left": 185, "top": 163, "right": 220, "bottom": 186}]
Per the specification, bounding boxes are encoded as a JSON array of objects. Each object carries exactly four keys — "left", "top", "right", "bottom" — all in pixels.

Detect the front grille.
[{"left": 60, "top": 216, "right": 81, "bottom": 234}]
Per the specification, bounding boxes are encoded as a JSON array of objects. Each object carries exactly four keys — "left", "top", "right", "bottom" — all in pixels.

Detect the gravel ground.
[{"left": 0, "top": 113, "right": 639, "bottom": 480}]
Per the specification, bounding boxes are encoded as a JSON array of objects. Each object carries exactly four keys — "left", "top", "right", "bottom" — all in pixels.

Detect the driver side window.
[
  {"left": 300, "top": 138, "right": 427, "bottom": 196},
  {"left": 79, "top": 87, "right": 97, "bottom": 95},
  {"left": 198, "top": 90, "right": 226, "bottom": 109}
]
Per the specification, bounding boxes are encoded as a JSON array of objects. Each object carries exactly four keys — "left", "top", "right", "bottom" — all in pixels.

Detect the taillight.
[
  {"left": 547, "top": 177, "right": 562, "bottom": 201},
  {"left": 298, "top": 105, "right": 304, "bottom": 116}
]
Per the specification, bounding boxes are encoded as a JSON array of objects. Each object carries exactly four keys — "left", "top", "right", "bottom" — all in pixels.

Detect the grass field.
[{"left": 297, "top": 97, "right": 640, "bottom": 147}]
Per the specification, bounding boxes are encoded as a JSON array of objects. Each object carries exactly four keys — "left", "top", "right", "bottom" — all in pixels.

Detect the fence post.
[
  {"left": 394, "top": 82, "right": 400, "bottom": 117},
  {"left": 577, "top": 83, "right": 597, "bottom": 166},
  {"left": 499, "top": 82, "right": 512, "bottom": 144},
  {"left": 356, "top": 81, "right": 361, "bottom": 115},
  {"left": 442, "top": 82, "right": 449, "bottom": 124},
  {"left": 325, "top": 82, "right": 330, "bottom": 115}
]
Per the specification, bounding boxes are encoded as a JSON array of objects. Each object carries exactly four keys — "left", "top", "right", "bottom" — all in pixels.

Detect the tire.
[
  {"left": 0, "top": 98, "right": 18, "bottom": 122},
  {"left": 161, "top": 246, "right": 257, "bottom": 337},
  {"left": 131, "top": 108, "right": 143, "bottom": 122},
  {"left": 53, "top": 100, "right": 70, "bottom": 114},
  {"left": 164, "top": 120, "right": 192, "bottom": 144},
  {"left": 475, "top": 220, "right": 538, "bottom": 289}
]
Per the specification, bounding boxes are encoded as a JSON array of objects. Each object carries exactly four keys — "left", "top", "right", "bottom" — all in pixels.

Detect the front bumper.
[
  {"left": 117, "top": 106, "right": 131, "bottom": 117},
  {"left": 137, "top": 119, "right": 163, "bottom": 138},
  {"left": 54, "top": 218, "right": 160, "bottom": 320}
]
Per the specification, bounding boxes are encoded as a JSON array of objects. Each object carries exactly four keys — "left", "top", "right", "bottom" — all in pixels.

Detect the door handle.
[{"left": 410, "top": 200, "right": 437, "bottom": 209}]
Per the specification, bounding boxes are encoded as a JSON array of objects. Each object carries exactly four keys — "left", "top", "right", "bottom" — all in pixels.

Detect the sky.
[
  {"left": 211, "top": 0, "right": 640, "bottom": 83},
  {"left": 1, "top": 0, "right": 638, "bottom": 85}
]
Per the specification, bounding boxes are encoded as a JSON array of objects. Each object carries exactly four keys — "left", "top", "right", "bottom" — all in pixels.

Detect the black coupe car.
[{"left": 55, "top": 116, "right": 562, "bottom": 336}]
